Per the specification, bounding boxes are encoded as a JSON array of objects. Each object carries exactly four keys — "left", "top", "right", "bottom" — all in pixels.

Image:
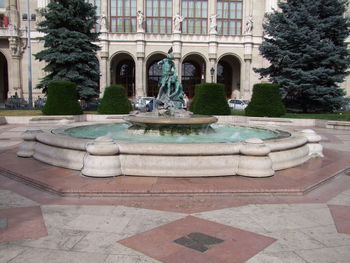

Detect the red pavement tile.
[
  {"left": 0, "top": 206, "right": 48, "bottom": 242},
  {"left": 119, "top": 216, "right": 276, "bottom": 263},
  {"left": 328, "top": 205, "right": 350, "bottom": 235},
  {"left": 0, "top": 147, "right": 348, "bottom": 197}
]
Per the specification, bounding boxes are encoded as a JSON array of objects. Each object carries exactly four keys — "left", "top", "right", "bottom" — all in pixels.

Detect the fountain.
[
  {"left": 124, "top": 48, "right": 218, "bottom": 136},
  {"left": 17, "top": 48, "right": 323, "bottom": 178}
]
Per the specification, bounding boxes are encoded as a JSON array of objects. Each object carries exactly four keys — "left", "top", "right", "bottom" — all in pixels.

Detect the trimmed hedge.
[
  {"left": 42, "top": 81, "right": 82, "bottom": 115},
  {"left": 245, "top": 83, "right": 286, "bottom": 117},
  {"left": 190, "top": 83, "right": 231, "bottom": 115},
  {"left": 98, "top": 85, "right": 132, "bottom": 114},
  {"left": 189, "top": 84, "right": 200, "bottom": 112}
]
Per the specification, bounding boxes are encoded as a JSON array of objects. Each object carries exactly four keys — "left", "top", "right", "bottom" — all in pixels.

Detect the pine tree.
[
  {"left": 255, "top": 0, "right": 350, "bottom": 113},
  {"left": 34, "top": 0, "right": 100, "bottom": 99}
]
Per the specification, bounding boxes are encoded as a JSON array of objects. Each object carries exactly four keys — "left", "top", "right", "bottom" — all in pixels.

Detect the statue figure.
[
  {"left": 173, "top": 13, "right": 184, "bottom": 33},
  {"left": 244, "top": 15, "right": 253, "bottom": 35},
  {"left": 209, "top": 14, "right": 218, "bottom": 34},
  {"left": 137, "top": 10, "right": 144, "bottom": 32},
  {"left": 98, "top": 12, "right": 108, "bottom": 33},
  {"left": 156, "top": 48, "right": 185, "bottom": 109}
]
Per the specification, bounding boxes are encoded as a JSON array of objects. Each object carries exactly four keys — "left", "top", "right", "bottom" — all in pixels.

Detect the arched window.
[
  {"left": 115, "top": 59, "right": 135, "bottom": 97},
  {"left": 182, "top": 60, "right": 204, "bottom": 98},
  {"left": 217, "top": 55, "right": 241, "bottom": 98},
  {"left": 217, "top": 61, "right": 233, "bottom": 97},
  {"left": 0, "top": 52, "right": 8, "bottom": 103},
  {"left": 146, "top": 0, "right": 172, "bottom": 34},
  {"left": 110, "top": 0, "right": 137, "bottom": 33},
  {"left": 217, "top": 0, "right": 243, "bottom": 35},
  {"left": 147, "top": 61, "right": 163, "bottom": 97},
  {"left": 181, "top": 0, "right": 208, "bottom": 34}
]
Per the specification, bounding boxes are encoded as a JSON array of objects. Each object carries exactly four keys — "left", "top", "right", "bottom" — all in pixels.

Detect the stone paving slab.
[
  {"left": 328, "top": 205, "right": 350, "bottom": 235},
  {"left": 0, "top": 124, "right": 349, "bottom": 262},
  {"left": 0, "top": 190, "right": 39, "bottom": 209},
  {"left": 0, "top": 206, "right": 47, "bottom": 243},
  {"left": 119, "top": 216, "right": 276, "bottom": 263}
]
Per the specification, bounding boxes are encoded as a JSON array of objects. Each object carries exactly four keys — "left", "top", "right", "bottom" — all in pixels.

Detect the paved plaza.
[{"left": 0, "top": 122, "right": 350, "bottom": 263}]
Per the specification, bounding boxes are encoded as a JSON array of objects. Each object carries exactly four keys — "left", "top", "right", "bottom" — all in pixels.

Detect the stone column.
[
  {"left": 99, "top": 51, "right": 109, "bottom": 97},
  {"left": 136, "top": 55, "right": 145, "bottom": 97},
  {"left": 208, "top": 33, "right": 218, "bottom": 83},
  {"left": 242, "top": 0, "right": 253, "bottom": 100},
  {"left": 173, "top": 31, "right": 182, "bottom": 77},
  {"left": 100, "top": 0, "right": 108, "bottom": 32},
  {"left": 243, "top": 53, "right": 252, "bottom": 99},
  {"left": 7, "top": 0, "right": 19, "bottom": 27},
  {"left": 8, "top": 36, "right": 24, "bottom": 98}
]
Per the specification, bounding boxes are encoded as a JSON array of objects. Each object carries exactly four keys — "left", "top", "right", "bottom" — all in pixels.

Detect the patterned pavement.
[{"left": 0, "top": 123, "right": 349, "bottom": 263}]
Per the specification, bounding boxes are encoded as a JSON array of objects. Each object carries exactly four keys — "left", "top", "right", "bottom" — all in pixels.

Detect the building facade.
[{"left": 0, "top": 0, "right": 349, "bottom": 104}]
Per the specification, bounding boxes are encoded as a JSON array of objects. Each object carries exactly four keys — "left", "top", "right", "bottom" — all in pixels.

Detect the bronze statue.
[{"left": 156, "top": 48, "right": 185, "bottom": 109}]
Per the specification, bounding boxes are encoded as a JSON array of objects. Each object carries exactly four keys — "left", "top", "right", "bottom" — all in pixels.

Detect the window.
[
  {"left": 217, "top": 0, "right": 242, "bottom": 35},
  {"left": 146, "top": 0, "right": 172, "bottom": 34},
  {"left": 0, "top": 0, "right": 5, "bottom": 9},
  {"left": 110, "top": 0, "right": 137, "bottom": 33},
  {"left": 87, "top": 0, "right": 101, "bottom": 15},
  {"left": 181, "top": 0, "right": 208, "bottom": 35},
  {"left": 86, "top": 0, "right": 101, "bottom": 32}
]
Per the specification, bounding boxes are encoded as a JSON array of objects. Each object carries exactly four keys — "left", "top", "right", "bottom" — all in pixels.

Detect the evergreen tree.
[
  {"left": 34, "top": 0, "right": 100, "bottom": 99},
  {"left": 255, "top": 0, "right": 350, "bottom": 113}
]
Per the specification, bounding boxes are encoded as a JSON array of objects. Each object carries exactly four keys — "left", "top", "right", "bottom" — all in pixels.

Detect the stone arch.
[
  {"left": 217, "top": 54, "right": 241, "bottom": 98},
  {"left": 181, "top": 53, "right": 207, "bottom": 98},
  {"left": 146, "top": 52, "right": 167, "bottom": 97},
  {"left": 110, "top": 52, "right": 136, "bottom": 97},
  {"left": 0, "top": 51, "right": 9, "bottom": 104}
]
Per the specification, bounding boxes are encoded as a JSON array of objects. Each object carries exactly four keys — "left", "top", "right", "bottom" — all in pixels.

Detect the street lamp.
[{"left": 210, "top": 67, "right": 215, "bottom": 83}]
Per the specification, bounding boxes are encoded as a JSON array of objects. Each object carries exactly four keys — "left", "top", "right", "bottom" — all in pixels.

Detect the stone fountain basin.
[{"left": 17, "top": 124, "right": 323, "bottom": 178}]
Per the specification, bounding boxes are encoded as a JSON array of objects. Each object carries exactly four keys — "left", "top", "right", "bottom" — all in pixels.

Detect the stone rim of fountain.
[{"left": 123, "top": 114, "right": 218, "bottom": 125}]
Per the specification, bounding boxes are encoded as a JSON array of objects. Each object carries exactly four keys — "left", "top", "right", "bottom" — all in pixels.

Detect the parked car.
[
  {"left": 341, "top": 101, "right": 350, "bottom": 111},
  {"left": 227, "top": 99, "right": 248, "bottom": 110}
]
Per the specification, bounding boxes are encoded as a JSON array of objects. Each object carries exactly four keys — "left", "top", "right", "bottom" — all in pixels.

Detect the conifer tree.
[
  {"left": 255, "top": 0, "right": 350, "bottom": 112},
  {"left": 35, "top": 0, "right": 100, "bottom": 99}
]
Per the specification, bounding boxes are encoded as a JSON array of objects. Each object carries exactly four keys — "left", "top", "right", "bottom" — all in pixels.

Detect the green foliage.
[
  {"left": 190, "top": 83, "right": 231, "bottom": 115},
  {"left": 254, "top": 0, "right": 350, "bottom": 113},
  {"left": 98, "top": 85, "right": 132, "bottom": 114},
  {"left": 245, "top": 83, "right": 286, "bottom": 117},
  {"left": 189, "top": 85, "right": 200, "bottom": 112},
  {"left": 34, "top": 0, "right": 100, "bottom": 100},
  {"left": 42, "top": 81, "right": 82, "bottom": 115}
]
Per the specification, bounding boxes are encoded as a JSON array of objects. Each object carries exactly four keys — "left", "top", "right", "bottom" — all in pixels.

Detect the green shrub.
[
  {"left": 98, "top": 85, "right": 131, "bottom": 114},
  {"left": 245, "top": 83, "right": 286, "bottom": 117},
  {"left": 189, "top": 85, "right": 200, "bottom": 112},
  {"left": 190, "top": 83, "right": 231, "bottom": 115},
  {"left": 42, "top": 81, "right": 82, "bottom": 115}
]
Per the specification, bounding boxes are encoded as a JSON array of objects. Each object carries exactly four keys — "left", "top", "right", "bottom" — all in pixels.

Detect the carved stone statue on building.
[
  {"left": 244, "top": 15, "right": 253, "bottom": 35},
  {"left": 209, "top": 14, "right": 218, "bottom": 34},
  {"left": 173, "top": 13, "right": 184, "bottom": 33},
  {"left": 137, "top": 10, "right": 144, "bottom": 32},
  {"left": 98, "top": 12, "right": 108, "bottom": 33}
]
